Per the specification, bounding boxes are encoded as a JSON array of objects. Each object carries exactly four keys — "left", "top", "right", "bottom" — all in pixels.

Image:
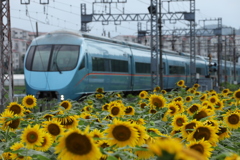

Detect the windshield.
[{"left": 25, "top": 45, "right": 80, "bottom": 72}]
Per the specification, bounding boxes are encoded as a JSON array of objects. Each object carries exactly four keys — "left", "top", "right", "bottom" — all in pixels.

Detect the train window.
[
  {"left": 136, "top": 62, "right": 150, "bottom": 73},
  {"left": 92, "top": 57, "right": 105, "bottom": 71},
  {"left": 32, "top": 45, "right": 52, "bottom": 71},
  {"left": 169, "top": 65, "right": 185, "bottom": 74},
  {"left": 25, "top": 46, "right": 35, "bottom": 70},
  {"left": 111, "top": 59, "right": 128, "bottom": 72},
  {"left": 79, "top": 56, "right": 85, "bottom": 70},
  {"left": 50, "top": 45, "right": 79, "bottom": 71}
]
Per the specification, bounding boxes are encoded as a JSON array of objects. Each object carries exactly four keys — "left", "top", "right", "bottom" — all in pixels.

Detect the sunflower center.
[
  {"left": 190, "top": 144, "right": 204, "bottom": 154},
  {"left": 61, "top": 102, "right": 69, "bottom": 109},
  {"left": 10, "top": 105, "right": 21, "bottom": 114},
  {"left": 235, "top": 91, "right": 240, "bottom": 99},
  {"left": 185, "top": 123, "right": 196, "bottom": 134},
  {"left": 125, "top": 108, "right": 132, "bottom": 114},
  {"left": 176, "top": 118, "right": 184, "bottom": 126},
  {"left": 26, "top": 98, "right": 34, "bottom": 105},
  {"left": 189, "top": 105, "right": 198, "bottom": 113},
  {"left": 153, "top": 98, "right": 163, "bottom": 108},
  {"left": 150, "top": 109, "right": 157, "bottom": 114},
  {"left": 9, "top": 119, "right": 20, "bottom": 129},
  {"left": 140, "top": 103, "right": 146, "bottom": 109},
  {"left": 65, "top": 132, "right": 92, "bottom": 155},
  {"left": 193, "top": 127, "right": 211, "bottom": 141},
  {"left": 41, "top": 137, "right": 47, "bottom": 147},
  {"left": 186, "top": 97, "right": 191, "bottom": 101},
  {"left": 48, "top": 124, "right": 61, "bottom": 136},
  {"left": 193, "top": 111, "right": 208, "bottom": 121},
  {"left": 210, "top": 98, "right": 216, "bottom": 103},
  {"left": 111, "top": 107, "right": 120, "bottom": 116},
  {"left": 217, "top": 127, "right": 227, "bottom": 135},
  {"left": 169, "top": 106, "right": 176, "bottom": 114},
  {"left": 44, "top": 115, "right": 52, "bottom": 120},
  {"left": 112, "top": 125, "right": 131, "bottom": 141},
  {"left": 228, "top": 114, "right": 239, "bottom": 124},
  {"left": 27, "top": 131, "right": 38, "bottom": 143},
  {"left": 100, "top": 142, "right": 109, "bottom": 148}
]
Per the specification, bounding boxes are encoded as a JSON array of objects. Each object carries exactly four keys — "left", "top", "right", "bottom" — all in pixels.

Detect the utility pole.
[{"left": 0, "top": 0, "right": 13, "bottom": 111}]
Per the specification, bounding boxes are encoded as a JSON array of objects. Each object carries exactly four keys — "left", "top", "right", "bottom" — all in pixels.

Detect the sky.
[{"left": 10, "top": 0, "right": 240, "bottom": 37}]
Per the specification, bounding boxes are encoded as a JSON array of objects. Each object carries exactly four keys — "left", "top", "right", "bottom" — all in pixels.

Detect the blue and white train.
[{"left": 23, "top": 30, "right": 240, "bottom": 100}]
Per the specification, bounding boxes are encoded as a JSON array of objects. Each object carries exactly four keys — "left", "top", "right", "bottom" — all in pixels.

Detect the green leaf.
[{"left": 106, "top": 155, "right": 119, "bottom": 160}]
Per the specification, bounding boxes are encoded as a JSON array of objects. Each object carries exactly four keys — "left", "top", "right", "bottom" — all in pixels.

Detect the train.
[{"left": 23, "top": 30, "right": 240, "bottom": 100}]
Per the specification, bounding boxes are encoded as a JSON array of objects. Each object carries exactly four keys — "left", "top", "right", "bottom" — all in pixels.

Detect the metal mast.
[
  {"left": 149, "top": 0, "right": 159, "bottom": 89},
  {"left": 0, "top": 0, "right": 13, "bottom": 111}
]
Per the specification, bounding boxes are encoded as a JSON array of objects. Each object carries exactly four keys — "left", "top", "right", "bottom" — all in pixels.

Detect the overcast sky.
[{"left": 10, "top": 0, "right": 240, "bottom": 37}]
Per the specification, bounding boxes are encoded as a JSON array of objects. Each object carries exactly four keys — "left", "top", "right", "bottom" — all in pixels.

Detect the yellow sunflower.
[
  {"left": 193, "top": 107, "right": 214, "bottom": 121},
  {"left": 59, "top": 100, "right": 72, "bottom": 110},
  {"left": 10, "top": 142, "right": 24, "bottom": 151},
  {"left": 214, "top": 100, "right": 225, "bottom": 110},
  {"left": 102, "top": 103, "right": 109, "bottom": 111},
  {"left": 185, "top": 96, "right": 193, "bottom": 103},
  {"left": 21, "top": 124, "right": 44, "bottom": 149},
  {"left": 173, "top": 96, "right": 184, "bottom": 102},
  {"left": 22, "top": 95, "right": 37, "bottom": 109},
  {"left": 199, "top": 94, "right": 208, "bottom": 102},
  {"left": 149, "top": 94, "right": 166, "bottom": 109},
  {"left": 132, "top": 123, "right": 148, "bottom": 146},
  {"left": 186, "top": 139, "right": 213, "bottom": 159},
  {"left": 174, "top": 101, "right": 185, "bottom": 113},
  {"left": 139, "top": 102, "right": 147, "bottom": 109},
  {"left": 55, "top": 127, "right": 101, "bottom": 160},
  {"left": 0, "top": 110, "right": 21, "bottom": 131},
  {"left": 166, "top": 102, "right": 180, "bottom": 116},
  {"left": 43, "top": 120, "right": 65, "bottom": 140},
  {"left": 233, "top": 89, "right": 240, "bottom": 101},
  {"left": 6, "top": 102, "right": 25, "bottom": 116},
  {"left": 124, "top": 106, "right": 135, "bottom": 115},
  {"left": 193, "top": 83, "right": 200, "bottom": 89},
  {"left": 153, "top": 86, "right": 161, "bottom": 92},
  {"left": 55, "top": 115, "right": 79, "bottom": 129},
  {"left": 187, "top": 124, "right": 219, "bottom": 146},
  {"left": 176, "top": 80, "right": 185, "bottom": 87},
  {"left": 171, "top": 114, "right": 189, "bottom": 130},
  {"left": 187, "top": 103, "right": 201, "bottom": 115},
  {"left": 208, "top": 95, "right": 219, "bottom": 105},
  {"left": 105, "top": 119, "right": 139, "bottom": 147},
  {"left": 135, "top": 147, "right": 155, "bottom": 160},
  {"left": 139, "top": 91, "right": 149, "bottom": 99},
  {"left": 216, "top": 125, "right": 231, "bottom": 140},
  {"left": 35, "top": 132, "right": 53, "bottom": 152},
  {"left": 225, "top": 153, "right": 240, "bottom": 160},
  {"left": 223, "top": 111, "right": 240, "bottom": 130},
  {"left": 181, "top": 119, "right": 202, "bottom": 139},
  {"left": 82, "top": 105, "right": 94, "bottom": 113},
  {"left": 161, "top": 90, "right": 167, "bottom": 94},
  {"left": 89, "top": 129, "right": 104, "bottom": 142},
  {"left": 96, "top": 87, "right": 104, "bottom": 93},
  {"left": 108, "top": 104, "right": 125, "bottom": 117},
  {"left": 95, "top": 93, "right": 104, "bottom": 99},
  {"left": 43, "top": 114, "right": 54, "bottom": 121}
]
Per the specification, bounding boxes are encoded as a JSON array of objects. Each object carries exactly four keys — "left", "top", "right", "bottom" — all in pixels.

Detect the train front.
[{"left": 24, "top": 31, "right": 84, "bottom": 101}]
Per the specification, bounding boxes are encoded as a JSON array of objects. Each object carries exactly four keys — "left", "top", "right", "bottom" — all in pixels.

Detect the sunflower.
[
  {"left": 139, "top": 102, "right": 147, "bottom": 109},
  {"left": 148, "top": 138, "right": 183, "bottom": 159},
  {"left": 95, "top": 93, "right": 104, "bottom": 99},
  {"left": 82, "top": 105, "right": 93, "bottom": 113},
  {"left": 187, "top": 124, "right": 219, "bottom": 146},
  {"left": 10, "top": 142, "right": 24, "bottom": 151},
  {"left": 22, "top": 95, "right": 37, "bottom": 109},
  {"left": 43, "top": 114, "right": 54, "bottom": 121},
  {"left": 54, "top": 115, "right": 79, "bottom": 129},
  {"left": 35, "top": 132, "right": 53, "bottom": 151},
  {"left": 102, "top": 103, "right": 109, "bottom": 111},
  {"left": 193, "top": 107, "right": 214, "bottom": 121},
  {"left": 21, "top": 124, "right": 44, "bottom": 149},
  {"left": 124, "top": 106, "right": 135, "bottom": 115},
  {"left": 108, "top": 103, "right": 125, "bottom": 117},
  {"left": 147, "top": 128, "right": 162, "bottom": 136},
  {"left": 171, "top": 114, "right": 188, "bottom": 130},
  {"left": 139, "top": 90, "right": 149, "bottom": 99},
  {"left": 208, "top": 95, "right": 219, "bottom": 105},
  {"left": 59, "top": 100, "right": 72, "bottom": 110},
  {"left": 193, "top": 83, "right": 200, "bottom": 89},
  {"left": 149, "top": 94, "right": 166, "bottom": 109},
  {"left": 186, "top": 103, "right": 201, "bottom": 115},
  {"left": 153, "top": 86, "right": 161, "bottom": 92},
  {"left": 216, "top": 125, "right": 231, "bottom": 140},
  {"left": 174, "top": 101, "right": 185, "bottom": 113},
  {"left": 203, "top": 119, "right": 219, "bottom": 130},
  {"left": 105, "top": 119, "right": 139, "bottom": 147},
  {"left": 173, "top": 96, "right": 183, "bottom": 102},
  {"left": 135, "top": 147, "right": 155, "bottom": 160},
  {"left": 6, "top": 102, "right": 25, "bottom": 116},
  {"left": 55, "top": 127, "right": 101, "bottom": 160},
  {"left": 181, "top": 120, "right": 202, "bottom": 139},
  {"left": 223, "top": 111, "right": 240, "bottom": 130},
  {"left": 199, "top": 94, "right": 208, "bottom": 102},
  {"left": 133, "top": 123, "right": 148, "bottom": 146},
  {"left": 149, "top": 107, "right": 157, "bottom": 114},
  {"left": 186, "top": 139, "right": 213, "bottom": 159},
  {"left": 214, "top": 100, "right": 225, "bottom": 110},
  {"left": 233, "top": 89, "right": 240, "bottom": 101},
  {"left": 161, "top": 90, "right": 167, "bottom": 94},
  {"left": 96, "top": 87, "right": 104, "bottom": 93},
  {"left": 225, "top": 153, "right": 240, "bottom": 160},
  {"left": 185, "top": 96, "right": 193, "bottom": 103},
  {"left": 89, "top": 129, "right": 104, "bottom": 142},
  {"left": 176, "top": 80, "right": 185, "bottom": 87},
  {"left": 166, "top": 102, "right": 179, "bottom": 116},
  {"left": 43, "top": 120, "right": 65, "bottom": 140}
]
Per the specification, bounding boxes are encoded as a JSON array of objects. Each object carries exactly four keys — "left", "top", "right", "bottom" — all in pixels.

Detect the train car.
[{"left": 24, "top": 30, "right": 215, "bottom": 101}]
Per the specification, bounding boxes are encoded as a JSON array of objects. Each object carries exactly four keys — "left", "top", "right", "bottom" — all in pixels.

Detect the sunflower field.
[{"left": 0, "top": 80, "right": 240, "bottom": 160}]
